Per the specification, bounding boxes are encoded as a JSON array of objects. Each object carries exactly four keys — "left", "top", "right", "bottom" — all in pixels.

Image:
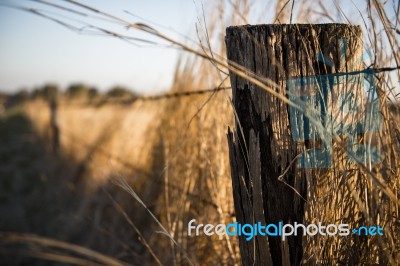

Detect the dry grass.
[
  {"left": 16, "top": 78, "right": 238, "bottom": 265},
  {"left": 0, "top": 0, "right": 399, "bottom": 265},
  {"left": 25, "top": 99, "right": 163, "bottom": 187}
]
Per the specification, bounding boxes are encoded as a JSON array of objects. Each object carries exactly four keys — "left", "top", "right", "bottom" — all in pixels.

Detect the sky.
[
  {"left": 0, "top": 0, "right": 198, "bottom": 94},
  {"left": 0, "top": 0, "right": 397, "bottom": 95}
]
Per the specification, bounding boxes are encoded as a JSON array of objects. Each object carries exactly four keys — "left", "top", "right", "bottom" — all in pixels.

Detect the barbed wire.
[
  {"left": 66, "top": 65, "right": 398, "bottom": 105},
  {"left": 137, "top": 86, "right": 231, "bottom": 101},
  {"left": 9, "top": 86, "right": 232, "bottom": 108},
  {"left": 4, "top": 65, "right": 399, "bottom": 109}
]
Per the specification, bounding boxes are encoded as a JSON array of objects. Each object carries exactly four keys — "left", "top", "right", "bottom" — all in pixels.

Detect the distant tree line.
[{"left": 2, "top": 83, "right": 139, "bottom": 108}]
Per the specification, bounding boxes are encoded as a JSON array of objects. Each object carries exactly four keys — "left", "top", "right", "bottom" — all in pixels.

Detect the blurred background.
[{"left": 0, "top": 0, "right": 398, "bottom": 265}]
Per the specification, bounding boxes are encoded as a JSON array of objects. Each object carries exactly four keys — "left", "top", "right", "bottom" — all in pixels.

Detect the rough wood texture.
[{"left": 226, "top": 24, "right": 362, "bottom": 265}]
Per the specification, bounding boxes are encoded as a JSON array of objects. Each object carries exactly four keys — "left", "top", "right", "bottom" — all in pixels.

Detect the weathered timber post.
[
  {"left": 226, "top": 24, "right": 363, "bottom": 265},
  {"left": 42, "top": 84, "right": 60, "bottom": 155},
  {"left": 49, "top": 97, "right": 60, "bottom": 155}
]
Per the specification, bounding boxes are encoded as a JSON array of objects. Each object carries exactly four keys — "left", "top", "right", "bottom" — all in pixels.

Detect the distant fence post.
[
  {"left": 49, "top": 97, "right": 60, "bottom": 155},
  {"left": 225, "top": 24, "right": 364, "bottom": 265}
]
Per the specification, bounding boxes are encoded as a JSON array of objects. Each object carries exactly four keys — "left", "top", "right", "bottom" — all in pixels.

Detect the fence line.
[
  {"left": 21, "top": 86, "right": 231, "bottom": 109},
  {"left": 138, "top": 86, "right": 231, "bottom": 101},
  {"left": 22, "top": 64, "right": 399, "bottom": 108}
]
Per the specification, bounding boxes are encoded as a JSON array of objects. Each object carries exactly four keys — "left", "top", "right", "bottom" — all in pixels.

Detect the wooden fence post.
[
  {"left": 225, "top": 24, "right": 362, "bottom": 265},
  {"left": 49, "top": 97, "right": 60, "bottom": 155}
]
